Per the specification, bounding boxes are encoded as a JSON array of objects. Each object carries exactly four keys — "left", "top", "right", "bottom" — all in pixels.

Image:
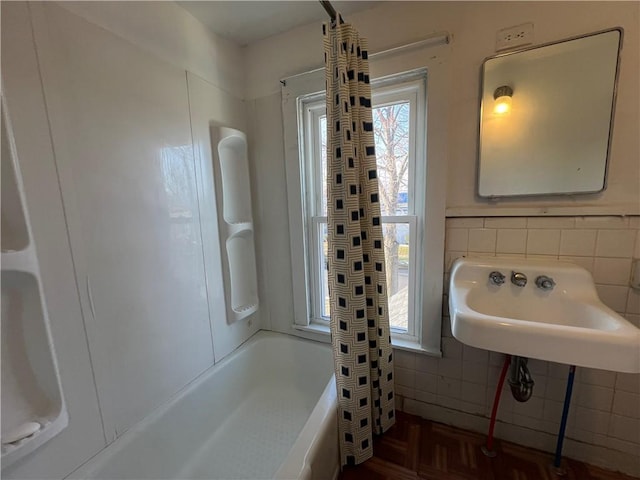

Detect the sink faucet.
[
  {"left": 489, "top": 271, "right": 506, "bottom": 285},
  {"left": 511, "top": 271, "right": 527, "bottom": 287},
  {"left": 536, "top": 275, "right": 556, "bottom": 291}
]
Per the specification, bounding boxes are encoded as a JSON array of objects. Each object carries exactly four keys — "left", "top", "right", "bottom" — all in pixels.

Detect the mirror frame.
[{"left": 477, "top": 27, "right": 623, "bottom": 199}]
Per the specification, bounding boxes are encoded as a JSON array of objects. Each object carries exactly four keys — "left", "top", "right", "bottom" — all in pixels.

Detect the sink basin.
[{"left": 449, "top": 257, "right": 640, "bottom": 373}]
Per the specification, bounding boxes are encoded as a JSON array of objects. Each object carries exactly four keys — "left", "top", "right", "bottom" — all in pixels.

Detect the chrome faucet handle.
[
  {"left": 489, "top": 271, "right": 506, "bottom": 285},
  {"left": 511, "top": 271, "right": 527, "bottom": 287},
  {"left": 535, "top": 275, "right": 555, "bottom": 291}
]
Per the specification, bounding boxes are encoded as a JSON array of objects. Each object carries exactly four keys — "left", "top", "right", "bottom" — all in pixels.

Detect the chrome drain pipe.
[{"left": 508, "top": 356, "right": 535, "bottom": 402}]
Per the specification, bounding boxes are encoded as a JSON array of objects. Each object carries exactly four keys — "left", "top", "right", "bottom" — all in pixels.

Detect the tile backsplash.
[{"left": 395, "top": 216, "right": 640, "bottom": 476}]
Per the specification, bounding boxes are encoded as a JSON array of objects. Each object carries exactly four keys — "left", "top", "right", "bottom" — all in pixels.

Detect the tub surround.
[
  {"left": 1, "top": 2, "right": 253, "bottom": 478},
  {"left": 1, "top": 103, "right": 68, "bottom": 467}
]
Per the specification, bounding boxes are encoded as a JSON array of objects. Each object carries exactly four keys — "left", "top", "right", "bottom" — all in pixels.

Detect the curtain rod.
[
  {"left": 319, "top": 0, "right": 337, "bottom": 21},
  {"left": 280, "top": 32, "right": 451, "bottom": 85}
]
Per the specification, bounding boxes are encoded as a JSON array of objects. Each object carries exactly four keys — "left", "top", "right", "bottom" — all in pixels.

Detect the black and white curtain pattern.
[{"left": 323, "top": 17, "right": 395, "bottom": 467}]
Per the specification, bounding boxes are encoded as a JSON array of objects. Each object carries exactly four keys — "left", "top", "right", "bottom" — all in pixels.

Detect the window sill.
[
  {"left": 292, "top": 323, "right": 442, "bottom": 357},
  {"left": 392, "top": 337, "right": 442, "bottom": 357},
  {"left": 293, "top": 323, "right": 331, "bottom": 338}
]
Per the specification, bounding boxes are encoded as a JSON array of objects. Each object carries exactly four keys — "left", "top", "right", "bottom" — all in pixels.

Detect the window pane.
[
  {"left": 319, "top": 102, "right": 411, "bottom": 217},
  {"left": 316, "top": 100, "right": 412, "bottom": 330},
  {"left": 320, "top": 222, "right": 330, "bottom": 318},
  {"left": 373, "top": 103, "right": 411, "bottom": 216},
  {"left": 319, "top": 221, "right": 409, "bottom": 330},
  {"left": 384, "top": 222, "right": 410, "bottom": 331},
  {"left": 320, "top": 116, "right": 327, "bottom": 216}
]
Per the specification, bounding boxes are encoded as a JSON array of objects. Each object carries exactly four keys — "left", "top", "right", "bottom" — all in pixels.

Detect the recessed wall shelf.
[
  {"left": 1, "top": 101, "right": 68, "bottom": 468},
  {"left": 210, "top": 126, "right": 259, "bottom": 323}
]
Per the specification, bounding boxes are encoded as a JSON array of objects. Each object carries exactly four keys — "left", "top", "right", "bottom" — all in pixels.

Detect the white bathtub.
[{"left": 70, "top": 332, "right": 339, "bottom": 480}]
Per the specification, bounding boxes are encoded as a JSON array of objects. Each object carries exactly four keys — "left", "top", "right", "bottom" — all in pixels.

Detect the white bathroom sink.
[{"left": 449, "top": 257, "right": 640, "bottom": 373}]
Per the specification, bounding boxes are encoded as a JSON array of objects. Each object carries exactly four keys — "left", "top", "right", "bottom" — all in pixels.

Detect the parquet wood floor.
[{"left": 339, "top": 411, "right": 639, "bottom": 480}]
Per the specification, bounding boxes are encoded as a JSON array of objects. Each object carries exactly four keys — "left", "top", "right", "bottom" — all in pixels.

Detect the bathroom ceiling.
[{"left": 178, "top": 1, "right": 381, "bottom": 46}]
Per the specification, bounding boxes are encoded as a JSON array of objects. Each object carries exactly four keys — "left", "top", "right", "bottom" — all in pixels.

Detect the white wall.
[
  {"left": 244, "top": 1, "right": 639, "bottom": 215},
  {"left": 1, "top": 2, "right": 252, "bottom": 477},
  {"left": 57, "top": 1, "right": 244, "bottom": 99}
]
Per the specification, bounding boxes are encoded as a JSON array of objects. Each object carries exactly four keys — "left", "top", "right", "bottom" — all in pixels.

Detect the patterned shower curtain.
[{"left": 323, "top": 17, "right": 395, "bottom": 467}]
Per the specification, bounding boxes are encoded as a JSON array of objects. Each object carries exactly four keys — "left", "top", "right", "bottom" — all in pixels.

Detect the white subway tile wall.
[
  {"left": 396, "top": 216, "right": 640, "bottom": 476},
  {"left": 596, "top": 230, "right": 636, "bottom": 258},
  {"left": 559, "top": 229, "right": 597, "bottom": 256},
  {"left": 496, "top": 229, "right": 527, "bottom": 254},
  {"left": 593, "top": 258, "right": 632, "bottom": 286},
  {"left": 468, "top": 228, "right": 497, "bottom": 253},
  {"left": 526, "top": 229, "right": 561, "bottom": 255}
]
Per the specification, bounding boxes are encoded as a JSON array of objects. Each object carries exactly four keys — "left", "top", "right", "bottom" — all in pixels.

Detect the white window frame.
[
  {"left": 301, "top": 76, "right": 425, "bottom": 344},
  {"left": 282, "top": 39, "right": 448, "bottom": 355}
]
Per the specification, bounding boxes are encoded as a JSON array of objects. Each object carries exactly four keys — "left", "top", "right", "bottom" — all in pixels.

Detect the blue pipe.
[{"left": 554, "top": 365, "right": 576, "bottom": 469}]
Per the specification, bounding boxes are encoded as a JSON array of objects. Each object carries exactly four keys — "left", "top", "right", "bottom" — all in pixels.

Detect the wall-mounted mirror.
[{"left": 478, "top": 29, "right": 622, "bottom": 198}]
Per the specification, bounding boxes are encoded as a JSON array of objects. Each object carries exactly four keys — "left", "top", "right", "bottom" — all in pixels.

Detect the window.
[
  {"left": 281, "top": 41, "right": 448, "bottom": 354},
  {"left": 300, "top": 74, "right": 425, "bottom": 341}
]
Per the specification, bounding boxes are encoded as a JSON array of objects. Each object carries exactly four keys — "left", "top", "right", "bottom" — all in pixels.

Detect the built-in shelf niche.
[
  {"left": 1, "top": 101, "right": 68, "bottom": 468},
  {"left": 227, "top": 229, "right": 259, "bottom": 314},
  {"left": 218, "top": 135, "right": 253, "bottom": 225},
  {"left": 210, "top": 126, "right": 259, "bottom": 323}
]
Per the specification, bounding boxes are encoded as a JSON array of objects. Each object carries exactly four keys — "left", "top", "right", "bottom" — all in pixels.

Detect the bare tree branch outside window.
[
  {"left": 319, "top": 102, "right": 411, "bottom": 330},
  {"left": 373, "top": 103, "right": 410, "bottom": 298}
]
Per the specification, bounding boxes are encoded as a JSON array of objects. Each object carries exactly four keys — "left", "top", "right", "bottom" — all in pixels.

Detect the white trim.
[
  {"left": 293, "top": 323, "right": 332, "bottom": 337},
  {"left": 309, "top": 216, "right": 327, "bottom": 323},
  {"left": 303, "top": 82, "right": 423, "bottom": 338},
  {"left": 392, "top": 337, "right": 442, "bottom": 357},
  {"left": 419, "top": 51, "right": 448, "bottom": 352},
  {"left": 446, "top": 205, "right": 640, "bottom": 217},
  {"left": 282, "top": 82, "right": 314, "bottom": 327}
]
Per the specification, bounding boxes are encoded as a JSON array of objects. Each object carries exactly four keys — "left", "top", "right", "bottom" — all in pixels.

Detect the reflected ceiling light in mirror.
[{"left": 493, "top": 85, "right": 513, "bottom": 114}]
